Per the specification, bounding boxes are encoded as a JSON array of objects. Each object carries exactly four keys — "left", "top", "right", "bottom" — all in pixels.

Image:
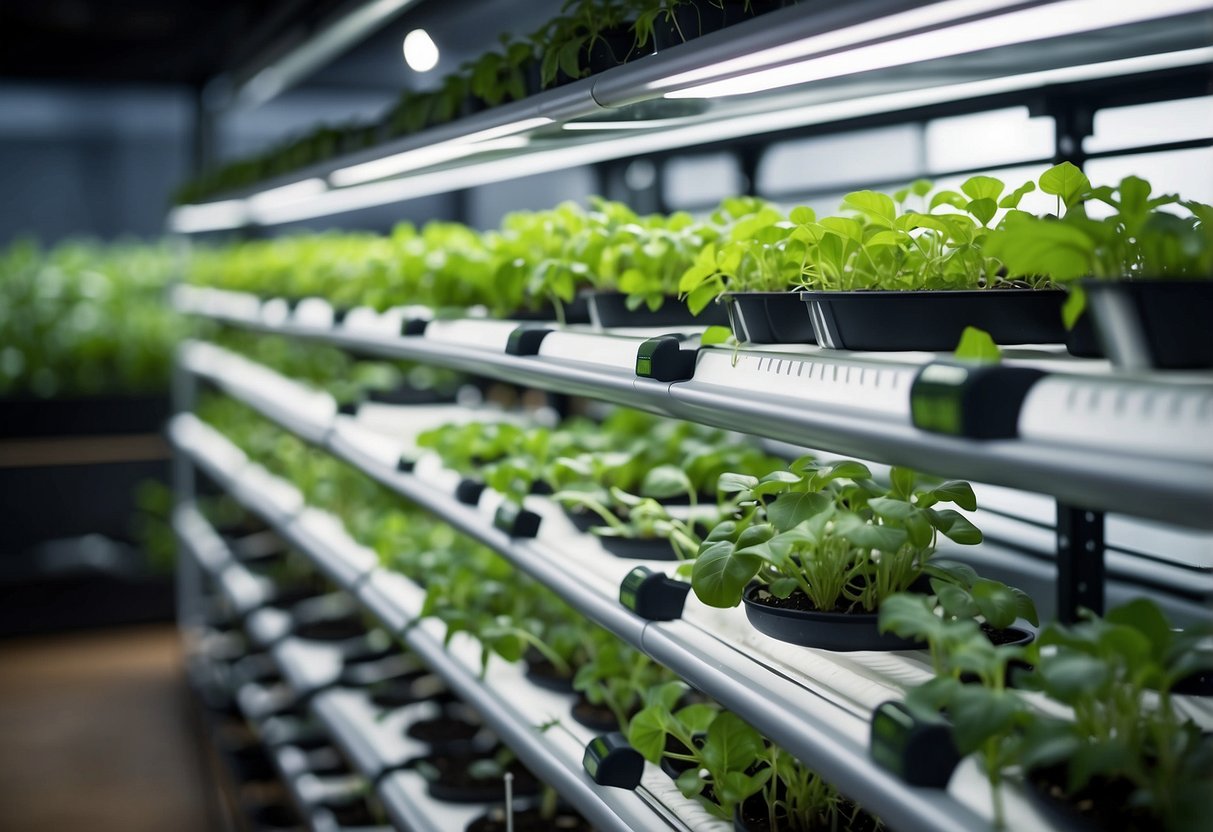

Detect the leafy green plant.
[
  {"left": 1, "top": 238, "right": 180, "bottom": 398},
  {"left": 983, "top": 164, "right": 1213, "bottom": 324},
  {"left": 629, "top": 683, "right": 876, "bottom": 829},
  {"left": 691, "top": 459, "right": 982, "bottom": 613},
  {"left": 470, "top": 35, "right": 536, "bottom": 106},
  {"left": 878, "top": 567, "right": 1038, "bottom": 675}
]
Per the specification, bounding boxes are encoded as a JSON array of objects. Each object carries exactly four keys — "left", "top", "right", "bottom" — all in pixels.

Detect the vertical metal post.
[{"left": 1056, "top": 503, "right": 1105, "bottom": 623}]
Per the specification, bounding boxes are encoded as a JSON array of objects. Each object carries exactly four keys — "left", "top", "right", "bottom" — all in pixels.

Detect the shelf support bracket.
[{"left": 1055, "top": 503, "right": 1105, "bottom": 623}]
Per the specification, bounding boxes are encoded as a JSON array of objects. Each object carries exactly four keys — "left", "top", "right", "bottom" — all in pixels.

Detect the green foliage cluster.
[
  {"left": 628, "top": 680, "right": 878, "bottom": 828},
  {"left": 211, "top": 329, "right": 461, "bottom": 405},
  {"left": 882, "top": 596, "right": 1213, "bottom": 830},
  {"left": 416, "top": 407, "right": 783, "bottom": 555},
  {"left": 177, "top": 1, "right": 786, "bottom": 203},
  {"left": 983, "top": 164, "right": 1212, "bottom": 323},
  {"left": 199, "top": 388, "right": 880, "bottom": 830},
  {"left": 0, "top": 238, "right": 180, "bottom": 398},
  {"left": 691, "top": 459, "right": 983, "bottom": 613},
  {"left": 187, "top": 197, "right": 727, "bottom": 316}
]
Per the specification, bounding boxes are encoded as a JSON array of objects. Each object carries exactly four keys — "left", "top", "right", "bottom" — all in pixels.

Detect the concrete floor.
[{"left": 0, "top": 625, "right": 213, "bottom": 832}]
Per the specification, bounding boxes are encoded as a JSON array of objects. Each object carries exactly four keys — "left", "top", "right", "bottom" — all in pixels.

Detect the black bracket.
[
  {"left": 910, "top": 362, "right": 1045, "bottom": 439},
  {"left": 869, "top": 701, "right": 960, "bottom": 788},
  {"left": 493, "top": 501, "right": 542, "bottom": 538},
  {"left": 582, "top": 733, "right": 644, "bottom": 789},
  {"left": 1056, "top": 503, "right": 1105, "bottom": 623},
  {"left": 454, "top": 478, "right": 486, "bottom": 506},
  {"left": 400, "top": 318, "right": 430, "bottom": 336},
  {"left": 636, "top": 335, "right": 698, "bottom": 382},
  {"left": 395, "top": 453, "right": 419, "bottom": 473},
  {"left": 506, "top": 326, "right": 554, "bottom": 356},
  {"left": 619, "top": 566, "right": 691, "bottom": 621}
]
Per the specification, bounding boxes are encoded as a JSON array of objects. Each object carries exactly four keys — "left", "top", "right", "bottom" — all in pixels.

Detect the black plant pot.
[
  {"left": 587, "top": 291, "right": 729, "bottom": 328},
  {"left": 658, "top": 734, "right": 704, "bottom": 781},
  {"left": 741, "top": 585, "right": 924, "bottom": 651},
  {"left": 597, "top": 534, "right": 680, "bottom": 561},
  {"left": 466, "top": 805, "right": 593, "bottom": 832},
  {"left": 523, "top": 652, "right": 576, "bottom": 693},
  {"left": 406, "top": 711, "right": 489, "bottom": 755},
  {"left": 420, "top": 752, "right": 541, "bottom": 803},
  {"left": 722, "top": 292, "right": 817, "bottom": 344},
  {"left": 801, "top": 289, "right": 1068, "bottom": 351},
  {"left": 509, "top": 294, "right": 592, "bottom": 324},
  {"left": 1065, "top": 309, "right": 1103, "bottom": 358},
  {"left": 1024, "top": 764, "right": 1149, "bottom": 832},
  {"left": 1082, "top": 278, "right": 1213, "bottom": 369},
  {"left": 571, "top": 694, "right": 622, "bottom": 732}
]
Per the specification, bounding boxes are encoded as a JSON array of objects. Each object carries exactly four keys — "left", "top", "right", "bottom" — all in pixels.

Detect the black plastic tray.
[
  {"left": 1083, "top": 279, "right": 1213, "bottom": 369},
  {"left": 722, "top": 292, "right": 816, "bottom": 344},
  {"left": 587, "top": 292, "right": 728, "bottom": 328},
  {"left": 800, "top": 289, "right": 1067, "bottom": 351}
]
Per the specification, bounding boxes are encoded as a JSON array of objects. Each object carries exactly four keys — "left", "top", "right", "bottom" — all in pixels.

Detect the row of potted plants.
[
  {"left": 187, "top": 166, "right": 1212, "bottom": 367},
  {"left": 879, "top": 595, "right": 1212, "bottom": 831},
  {"left": 196, "top": 501, "right": 596, "bottom": 830},
  {"left": 197, "top": 391, "right": 884, "bottom": 831},
  {"left": 175, "top": 0, "right": 793, "bottom": 204},
  {"left": 0, "top": 237, "right": 180, "bottom": 399},
  {"left": 197, "top": 346, "right": 1211, "bottom": 831}
]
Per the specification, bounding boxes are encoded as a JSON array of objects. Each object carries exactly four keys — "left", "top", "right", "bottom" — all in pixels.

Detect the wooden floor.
[{"left": 0, "top": 625, "right": 213, "bottom": 832}]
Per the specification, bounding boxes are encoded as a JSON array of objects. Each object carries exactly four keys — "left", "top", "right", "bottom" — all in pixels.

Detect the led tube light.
[
  {"left": 247, "top": 178, "right": 327, "bottom": 211},
  {"left": 665, "top": 0, "right": 1212, "bottom": 99},
  {"left": 249, "top": 47, "right": 1210, "bottom": 227},
  {"left": 169, "top": 199, "right": 248, "bottom": 233},
  {"left": 330, "top": 118, "right": 551, "bottom": 186}
]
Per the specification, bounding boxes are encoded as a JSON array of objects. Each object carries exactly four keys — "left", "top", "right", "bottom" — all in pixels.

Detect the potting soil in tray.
[
  {"left": 418, "top": 752, "right": 541, "bottom": 803},
  {"left": 571, "top": 694, "right": 629, "bottom": 732},
  {"left": 736, "top": 794, "right": 880, "bottom": 832},
  {"left": 407, "top": 714, "right": 483, "bottom": 746},
  {"left": 1026, "top": 764, "right": 1156, "bottom": 832},
  {"left": 523, "top": 653, "right": 576, "bottom": 693},
  {"left": 466, "top": 805, "right": 593, "bottom": 832}
]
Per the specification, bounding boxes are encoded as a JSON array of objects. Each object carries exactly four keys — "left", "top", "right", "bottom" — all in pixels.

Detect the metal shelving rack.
[
  {"left": 168, "top": 0, "right": 1213, "bottom": 231},
  {"left": 168, "top": 3, "right": 1213, "bottom": 829},
  {"left": 170, "top": 336, "right": 1213, "bottom": 831}
]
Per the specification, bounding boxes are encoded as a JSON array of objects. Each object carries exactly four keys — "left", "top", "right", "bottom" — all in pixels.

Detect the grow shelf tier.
[
  {"left": 167, "top": 0, "right": 1212, "bottom": 229},
  {"left": 174, "top": 298, "right": 1213, "bottom": 530},
  {"left": 171, "top": 440, "right": 722, "bottom": 832},
  {"left": 170, "top": 400, "right": 1076, "bottom": 832}
]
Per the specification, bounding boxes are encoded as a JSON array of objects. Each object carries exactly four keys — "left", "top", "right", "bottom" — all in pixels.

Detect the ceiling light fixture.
[
  {"left": 664, "top": 0, "right": 1210, "bottom": 99},
  {"left": 403, "top": 29, "right": 440, "bottom": 72}
]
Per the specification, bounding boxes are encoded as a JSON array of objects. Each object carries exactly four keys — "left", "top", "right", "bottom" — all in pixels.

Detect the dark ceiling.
[
  {"left": 0, "top": 0, "right": 565, "bottom": 90},
  {"left": 0, "top": 0, "right": 357, "bottom": 85}
]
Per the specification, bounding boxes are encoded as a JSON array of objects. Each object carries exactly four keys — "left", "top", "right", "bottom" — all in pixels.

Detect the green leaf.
[
  {"left": 972, "top": 578, "right": 1020, "bottom": 630},
  {"left": 1105, "top": 597, "right": 1173, "bottom": 655},
  {"left": 1037, "top": 653, "right": 1109, "bottom": 702},
  {"left": 949, "top": 685, "right": 1022, "bottom": 754},
  {"left": 935, "top": 582, "right": 980, "bottom": 620},
  {"left": 954, "top": 326, "right": 1001, "bottom": 364},
  {"left": 999, "top": 180, "right": 1036, "bottom": 209},
  {"left": 842, "top": 190, "right": 898, "bottom": 226},
  {"left": 691, "top": 541, "right": 763, "bottom": 608},
  {"left": 627, "top": 706, "right": 670, "bottom": 762},
  {"left": 675, "top": 767, "right": 705, "bottom": 798},
  {"left": 890, "top": 467, "right": 916, "bottom": 499},
  {"left": 966, "top": 197, "right": 998, "bottom": 227},
  {"left": 641, "top": 464, "right": 693, "bottom": 500},
  {"left": 961, "top": 175, "right": 1005, "bottom": 203},
  {"left": 717, "top": 473, "right": 759, "bottom": 494},
  {"left": 878, "top": 592, "right": 944, "bottom": 639},
  {"left": 1062, "top": 285, "right": 1087, "bottom": 329},
  {"left": 766, "top": 491, "right": 831, "bottom": 531},
  {"left": 929, "top": 190, "right": 968, "bottom": 211},
  {"left": 931, "top": 508, "right": 982, "bottom": 544},
  {"left": 1039, "top": 162, "right": 1091, "bottom": 211},
  {"left": 700, "top": 325, "right": 731, "bottom": 346},
  {"left": 834, "top": 512, "right": 908, "bottom": 551}
]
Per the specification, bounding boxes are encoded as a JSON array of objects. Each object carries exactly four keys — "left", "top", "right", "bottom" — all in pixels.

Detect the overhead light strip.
[
  {"left": 329, "top": 117, "right": 553, "bottom": 186},
  {"left": 246, "top": 47, "right": 1212, "bottom": 227},
  {"left": 664, "top": 0, "right": 1211, "bottom": 98}
]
